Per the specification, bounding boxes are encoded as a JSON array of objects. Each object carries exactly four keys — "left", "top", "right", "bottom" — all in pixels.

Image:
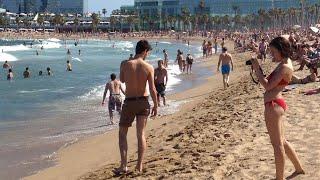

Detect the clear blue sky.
[{"left": 89, "top": 0, "right": 134, "bottom": 15}]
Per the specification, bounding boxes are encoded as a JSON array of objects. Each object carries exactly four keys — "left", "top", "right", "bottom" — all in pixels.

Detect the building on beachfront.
[
  {"left": 134, "top": 0, "right": 319, "bottom": 17},
  {"left": 0, "top": 0, "right": 42, "bottom": 13},
  {"left": 0, "top": 0, "right": 88, "bottom": 14},
  {"left": 45, "top": 0, "right": 88, "bottom": 14}
]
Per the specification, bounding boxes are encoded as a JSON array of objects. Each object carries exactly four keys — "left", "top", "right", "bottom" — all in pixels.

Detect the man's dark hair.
[
  {"left": 26, "top": 67, "right": 29, "bottom": 70},
  {"left": 110, "top": 73, "right": 116, "bottom": 80},
  {"left": 67, "top": 60, "right": 69, "bottom": 63},
  {"left": 136, "top": 40, "right": 152, "bottom": 54},
  {"left": 222, "top": 47, "right": 227, "bottom": 52}
]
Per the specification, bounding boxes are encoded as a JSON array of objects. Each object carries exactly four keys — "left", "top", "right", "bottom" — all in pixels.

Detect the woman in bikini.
[{"left": 251, "top": 37, "right": 305, "bottom": 180}]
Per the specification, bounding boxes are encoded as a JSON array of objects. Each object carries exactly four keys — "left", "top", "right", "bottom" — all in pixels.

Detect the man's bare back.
[
  {"left": 154, "top": 68, "right": 167, "bottom": 84},
  {"left": 120, "top": 58, "right": 153, "bottom": 98},
  {"left": 219, "top": 52, "right": 232, "bottom": 65},
  {"left": 107, "top": 80, "right": 122, "bottom": 95}
]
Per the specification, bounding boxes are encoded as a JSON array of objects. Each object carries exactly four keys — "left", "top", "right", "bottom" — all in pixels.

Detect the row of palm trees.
[
  {"left": 132, "top": 4, "right": 319, "bottom": 31},
  {"left": 0, "top": 3, "right": 319, "bottom": 33}
]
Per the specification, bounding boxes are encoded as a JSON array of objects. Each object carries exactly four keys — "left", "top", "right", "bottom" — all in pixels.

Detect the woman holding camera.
[{"left": 251, "top": 37, "right": 304, "bottom": 180}]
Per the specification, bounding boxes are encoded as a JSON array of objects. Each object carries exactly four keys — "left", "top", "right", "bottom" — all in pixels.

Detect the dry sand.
[{"left": 26, "top": 44, "right": 320, "bottom": 180}]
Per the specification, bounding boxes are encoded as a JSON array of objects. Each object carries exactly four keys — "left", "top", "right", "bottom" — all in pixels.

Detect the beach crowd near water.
[{"left": 1, "top": 26, "right": 320, "bottom": 180}]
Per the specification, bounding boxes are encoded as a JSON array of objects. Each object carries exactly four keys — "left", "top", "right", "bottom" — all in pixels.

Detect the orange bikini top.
[{"left": 266, "top": 71, "right": 289, "bottom": 86}]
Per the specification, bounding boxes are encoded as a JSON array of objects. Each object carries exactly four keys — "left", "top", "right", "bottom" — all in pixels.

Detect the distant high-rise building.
[
  {"left": 0, "top": 0, "right": 88, "bottom": 14},
  {"left": 47, "top": 0, "right": 88, "bottom": 14},
  {"left": 135, "top": 0, "right": 319, "bottom": 17}
]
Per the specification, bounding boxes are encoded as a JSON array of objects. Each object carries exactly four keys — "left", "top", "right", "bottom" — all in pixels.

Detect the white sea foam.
[
  {"left": 0, "top": 53, "right": 18, "bottom": 61},
  {"left": 18, "top": 89, "right": 50, "bottom": 94},
  {"left": 36, "top": 41, "right": 62, "bottom": 49},
  {"left": 72, "top": 57, "right": 82, "bottom": 62},
  {"left": 47, "top": 38, "right": 61, "bottom": 42},
  {"left": 106, "top": 41, "right": 134, "bottom": 49},
  {"left": 78, "top": 85, "right": 105, "bottom": 101},
  {"left": 166, "top": 64, "right": 182, "bottom": 91},
  {"left": 0, "top": 44, "right": 30, "bottom": 52},
  {"left": 160, "top": 41, "right": 172, "bottom": 44}
]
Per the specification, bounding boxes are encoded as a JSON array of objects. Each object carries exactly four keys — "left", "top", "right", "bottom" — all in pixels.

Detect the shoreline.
[
  {"left": 0, "top": 37, "right": 215, "bottom": 179},
  {"left": 24, "top": 41, "right": 238, "bottom": 180}
]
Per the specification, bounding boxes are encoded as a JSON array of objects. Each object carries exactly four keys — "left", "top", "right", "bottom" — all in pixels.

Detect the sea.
[{"left": 0, "top": 38, "right": 213, "bottom": 179}]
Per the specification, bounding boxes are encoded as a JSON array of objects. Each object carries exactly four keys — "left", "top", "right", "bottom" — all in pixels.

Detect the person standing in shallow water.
[
  {"left": 23, "top": 67, "right": 31, "bottom": 78},
  {"left": 154, "top": 60, "right": 168, "bottom": 106},
  {"left": 115, "top": 40, "right": 157, "bottom": 174},
  {"left": 66, "top": 60, "right": 72, "bottom": 71},
  {"left": 102, "top": 73, "right": 125, "bottom": 124},
  {"left": 251, "top": 37, "right": 305, "bottom": 180},
  {"left": 217, "top": 47, "right": 234, "bottom": 89},
  {"left": 7, "top": 68, "right": 13, "bottom": 80}
]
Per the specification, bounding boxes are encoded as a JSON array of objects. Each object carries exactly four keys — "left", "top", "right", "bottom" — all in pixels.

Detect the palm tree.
[
  {"left": 91, "top": 13, "right": 100, "bottom": 32},
  {"left": 161, "top": 13, "right": 168, "bottom": 30},
  {"left": 300, "top": 0, "right": 306, "bottom": 27},
  {"left": 181, "top": 7, "right": 191, "bottom": 31},
  {"left": 37, "top": 15, "right": 45, "bottom": 32},
  {"left": 222, "top": 15, "right": 230, "bottom": 29},
  {"left": 199, "top": 0, "right": 205, "bottom": 15},
  {"left": 190, "top": 14, "right": 200, "bottom": 31},
  {"left": 102, "top": 8, "right": 107, "bottom": 17},
  {"left": 167, "top": 15, "right": 175, "bottom": 30},
  {"left": 258, "top": 8, "right": 267, "bottom": 30},
  {"left": 73, "top": 17, "right": 80, "bottom": 32},
  {"left": 0, "top": 15, "right": 7, "bottom": 27},
  {"left": 126, "top": 15, "right": 136, "bottom": 32},
  {"left": 232, "top": 5, "right": 239, "bottom": 17},
  {"left": 15, "top": 17, "right": 21, "bottom": 29},
  {"left": 110, "top": 16, "right": 117, "bottom": 31},
  {"left": 201, "top": 14, "right": 209, "bottom": 30}
]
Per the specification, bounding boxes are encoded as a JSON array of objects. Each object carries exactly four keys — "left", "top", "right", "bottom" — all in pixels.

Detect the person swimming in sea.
[
  {"left": 46, "top": 67, "right": 52, "bottom": 76},
  {"left": 67, "top": 60, "right": 72, "bottom": 71}
]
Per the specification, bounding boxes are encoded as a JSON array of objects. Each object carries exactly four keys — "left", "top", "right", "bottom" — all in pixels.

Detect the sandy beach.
[{"left": 24, "top": 42, "right": 320, "bottom": 180}]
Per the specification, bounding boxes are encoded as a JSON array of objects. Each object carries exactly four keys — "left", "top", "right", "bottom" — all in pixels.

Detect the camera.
[{"left": 245, "top": 58, "right": 253, "bottom": 65}]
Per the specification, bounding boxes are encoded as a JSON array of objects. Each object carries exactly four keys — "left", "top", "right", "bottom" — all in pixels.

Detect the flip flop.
[{"left": 113, "top": 167, "right": 128, "bottom": 176}]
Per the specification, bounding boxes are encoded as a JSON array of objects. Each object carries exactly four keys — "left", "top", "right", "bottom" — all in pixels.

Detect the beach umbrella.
[
  {"left": 293, "top": 25, "right": 301, "bottom": 29},
  {"left": 310, "top": 26, "right": 319, "bottom": 33}
]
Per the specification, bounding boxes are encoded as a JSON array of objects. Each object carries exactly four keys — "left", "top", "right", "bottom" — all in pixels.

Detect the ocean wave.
[
  {"left": 18, "top": 89, "right": 50, "bottom": 94},
  {"left": 160, "top": 41, "right": 172, "bottom": 44},
  {"left": 0, "top": 53, "right": 18, "bottom": 61},
  {"left": 106, "top": 41, "right": 134, "bottom": 49},
  {"left": 78, "top": 85, "right": 105, "bottom": 101},
  {"left": 0, "top": 44, "right": 30, "bottom": 52},
  {"left": 47, "top": 38, "right": 61, "bottom": 42},
  {"left": 36, "top": 41, "right": 62, "bottom": 49},
  {"left": 72, "top": 57, "right": 82, "bottom": 62}
]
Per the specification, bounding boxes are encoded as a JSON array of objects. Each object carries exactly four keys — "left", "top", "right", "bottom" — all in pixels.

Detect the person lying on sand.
[
  {"left": 302, "top": 87, "right": 320, "bottom": 95},
  {"left": 290, "top": 66, "right": 318, "bottom": 85}
]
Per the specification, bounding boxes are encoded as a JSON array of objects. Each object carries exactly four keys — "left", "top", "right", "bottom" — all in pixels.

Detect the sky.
[{"left": 89, "top": 0, "right": 134, "bottom": 15}]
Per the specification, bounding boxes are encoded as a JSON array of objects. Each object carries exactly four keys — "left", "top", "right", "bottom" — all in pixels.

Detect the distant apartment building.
[
  {"left": 134, "top": 0, "right": 319, "bottom": 17},
  {"left": 46, "top": 0, "right": 88, "bottom": 14},
  {"left": 0, "top": 0, "right": 88, "bottom": 14}
]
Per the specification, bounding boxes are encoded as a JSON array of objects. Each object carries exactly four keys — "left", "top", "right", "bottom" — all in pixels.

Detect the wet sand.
[{"left": 26, "top": 43, "right": 320, "bottom": 179}]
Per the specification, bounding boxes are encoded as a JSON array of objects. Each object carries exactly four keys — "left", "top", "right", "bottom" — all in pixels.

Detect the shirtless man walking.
[
  {"left": 154, "top": 60, "right": 168, "bottom": 106},
  {"left": 116, "top": 40, "right": 158, "bottom": 174},
  {"left": 217, "top": 47, "right": 234, "bottom": 89},
  {"left": 102, "top": 73, "right": 125, "bottom": 124}
]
